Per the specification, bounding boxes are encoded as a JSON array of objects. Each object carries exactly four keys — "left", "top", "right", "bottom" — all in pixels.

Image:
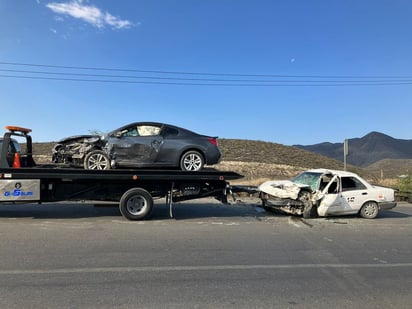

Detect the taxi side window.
[
  {"left": 341, "top": 176, "right": 366, "bottom": 191},
  {"left": 328, "top": 181, "right": 338, "bottom": 194}
]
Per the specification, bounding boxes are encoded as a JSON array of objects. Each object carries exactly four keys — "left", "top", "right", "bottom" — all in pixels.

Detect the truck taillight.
[{"left": 208, "top": 138, "right": 218, "bottom": 146}]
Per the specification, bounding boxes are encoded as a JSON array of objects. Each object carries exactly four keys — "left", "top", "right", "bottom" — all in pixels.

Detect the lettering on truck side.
[
  {"left": 4, "top": 189, "right": 34, "bottom": 197},
  {"left": 0, "top": 179, "right": 40, "bottom": 202}
]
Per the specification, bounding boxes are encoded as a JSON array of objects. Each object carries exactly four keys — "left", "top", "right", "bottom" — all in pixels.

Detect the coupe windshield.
[{"left": 291, "top": 172, "right": 322, "bottom": 191}]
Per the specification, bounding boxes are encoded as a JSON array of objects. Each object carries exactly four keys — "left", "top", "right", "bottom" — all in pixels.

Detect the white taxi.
[{"left": 259, "top": 169, "right": 397, "bottom": 219}]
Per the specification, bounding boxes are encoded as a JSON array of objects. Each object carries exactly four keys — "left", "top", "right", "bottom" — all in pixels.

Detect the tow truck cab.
[{"left": 0, "top": 126, "right": 36, "bottom": 168}]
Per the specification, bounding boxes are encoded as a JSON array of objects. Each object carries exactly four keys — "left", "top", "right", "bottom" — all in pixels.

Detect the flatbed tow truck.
[{"left": 0, "top": 126, "right": 243, "bottom": 220}]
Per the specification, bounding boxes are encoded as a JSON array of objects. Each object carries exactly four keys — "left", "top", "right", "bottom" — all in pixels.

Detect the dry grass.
[{"left": 213, "top": 161, "right": 304, "bottom": 184}]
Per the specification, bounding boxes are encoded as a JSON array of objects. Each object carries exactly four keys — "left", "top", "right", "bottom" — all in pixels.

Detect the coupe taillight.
[{"left": 208, "top": 137, "right": 218, "bottom": 146}]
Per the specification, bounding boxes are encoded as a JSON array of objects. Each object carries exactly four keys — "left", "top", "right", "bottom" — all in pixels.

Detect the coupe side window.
[
  {"left": 341, "top": 176, "right": 366, "bottom": 191},
  {"left": 137, "top": 125, "right": 161, "bottom": 136},
  {"left": 163, "top": 127, "right": 178, "bottom": 136},
  {"left": 122, "top": 127, "right": 139, "bottom": 137}
]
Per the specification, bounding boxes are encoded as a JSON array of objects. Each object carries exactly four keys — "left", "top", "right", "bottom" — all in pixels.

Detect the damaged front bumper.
[{"left": 260, "top": 193, "right": 310, "bottom": 216}]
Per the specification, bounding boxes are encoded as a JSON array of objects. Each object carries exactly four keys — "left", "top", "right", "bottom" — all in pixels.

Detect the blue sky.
[{"left": 1, "top": 0, "right": 412, "bottom": 145}]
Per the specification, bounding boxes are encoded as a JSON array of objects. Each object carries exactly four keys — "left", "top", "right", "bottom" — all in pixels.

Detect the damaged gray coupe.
[
  {"left": 52, "top": 122, "right": 221, "bottom": 171},
  {"left": 259, "top": 169, "right": 396, "bottom": 219}
]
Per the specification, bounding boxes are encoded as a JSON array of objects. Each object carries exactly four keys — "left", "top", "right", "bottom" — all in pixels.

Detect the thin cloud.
[{"left": 46, "top": 0, "right": 133, "bottom": 29}]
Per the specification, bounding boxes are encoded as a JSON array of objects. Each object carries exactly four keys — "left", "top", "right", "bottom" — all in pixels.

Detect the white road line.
[{"left": 1, "top": 263, "right": 412, "bottom": 275}]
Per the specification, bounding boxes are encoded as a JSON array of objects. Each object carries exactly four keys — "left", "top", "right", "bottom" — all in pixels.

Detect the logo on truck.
[{"left": 3, "top": 182, "right": 34, "bottom": 197}]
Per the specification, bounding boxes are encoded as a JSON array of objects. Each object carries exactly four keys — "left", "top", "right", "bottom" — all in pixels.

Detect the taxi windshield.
[{"left": 291, "top": 172, "right": 322, "bottom": 191}]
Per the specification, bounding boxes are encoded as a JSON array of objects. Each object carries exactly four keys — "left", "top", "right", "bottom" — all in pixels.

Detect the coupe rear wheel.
[
  {"left": 84, "top": 150, "right": 111, "bottom": 170},
  {"left": 180, "top": 151, "right": 204, "bottom": 171},
  {"left": 359, "top": 201, "right": 379, "bottom": 219}
]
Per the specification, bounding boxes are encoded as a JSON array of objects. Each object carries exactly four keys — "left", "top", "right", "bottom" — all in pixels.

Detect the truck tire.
[
  {"left": 119, "top": 188, "right": 154, "bottom": 220},
  {"left": 180, "top": 150, "right": 204, "bottom": 171},
  {"left": 84, "top": 150, "right": 111, "bottom": 170}
]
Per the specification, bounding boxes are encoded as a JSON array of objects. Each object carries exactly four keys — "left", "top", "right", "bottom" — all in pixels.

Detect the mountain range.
[{"left": 294, "top": 132, "right": 412, "bottom": 167}]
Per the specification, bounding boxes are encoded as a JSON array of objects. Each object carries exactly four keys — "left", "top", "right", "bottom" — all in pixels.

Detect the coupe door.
[{"left": 109, "top": 125, "right": 164, "bottom": 166}]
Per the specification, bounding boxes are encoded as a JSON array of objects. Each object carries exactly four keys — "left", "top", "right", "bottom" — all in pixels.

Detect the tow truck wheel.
[
  {"left": 359, "top": 201, "right": 379, "bottom": 219},
  {"left": 84, "top": 150, "right": 111, "bottom": 170},
  {"left": 180, "top": 151, "right": 204, "bottom": 171},
  {"left": 119, "top": 188, "right": 154, "bottom": 220}
]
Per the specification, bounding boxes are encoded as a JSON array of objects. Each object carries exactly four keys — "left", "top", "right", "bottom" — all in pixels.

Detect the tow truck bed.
[{"left": 0, "top": 167, "right": 242, "bottom": 220}]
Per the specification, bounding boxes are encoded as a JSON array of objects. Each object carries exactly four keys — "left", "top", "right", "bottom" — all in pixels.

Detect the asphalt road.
[{"left": 0, "top": 199, "right": 411, "bottom": 308}]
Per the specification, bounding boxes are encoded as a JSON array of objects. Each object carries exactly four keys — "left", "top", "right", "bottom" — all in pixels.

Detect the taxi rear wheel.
[{"left": 359, "top": 201, "right": 379, "bottom": 219}]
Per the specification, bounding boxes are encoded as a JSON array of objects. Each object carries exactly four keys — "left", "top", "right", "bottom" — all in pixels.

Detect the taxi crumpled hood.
[{"left": 258, "top": 180, "right": 311, "bottom": 200}]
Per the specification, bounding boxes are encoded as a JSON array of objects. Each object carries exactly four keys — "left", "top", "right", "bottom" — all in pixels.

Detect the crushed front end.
[
  {"left": 258, "top": 179, "right": 318, "bottom": 218},
  {"left": 52, "top": 135, "right": 102, "bottom": 167}
]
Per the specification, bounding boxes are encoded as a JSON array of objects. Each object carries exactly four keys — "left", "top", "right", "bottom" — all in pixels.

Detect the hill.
[
  {"left": 218, "top": 139, "right": 345, "bottom": 169},
  {"left": 294, "top": 132, "right": 412, "bottom": 167},
  {"left": 29, "top": 139, "right": 359, "bottom": 184},
  {"left": 366, "top": 158, "right": 412, "bottom": 179}
]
